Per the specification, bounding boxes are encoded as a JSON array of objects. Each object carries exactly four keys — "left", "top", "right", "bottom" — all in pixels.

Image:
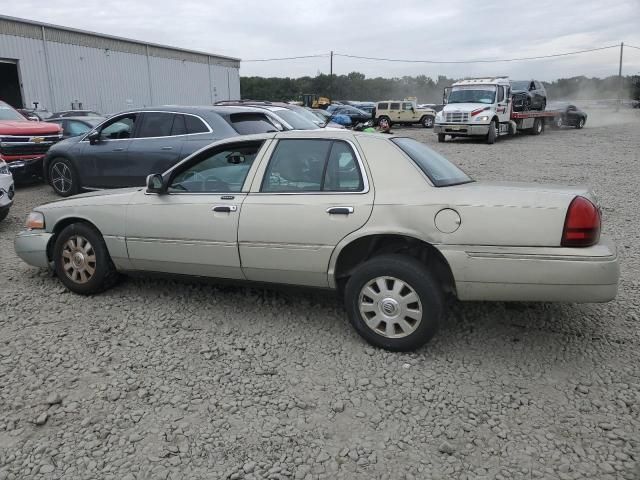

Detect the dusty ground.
[{"left": 1, "top": 111, "right": 639, "bottom": 479}]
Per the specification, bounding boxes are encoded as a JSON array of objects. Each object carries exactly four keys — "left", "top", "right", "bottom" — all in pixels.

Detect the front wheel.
[
  {"left": 576, "top": 118, "right": 585, "bottom": 129},
  {"left": 421, "top": 115, "right": 434, "bottom": 128},
  {"left": 344, "top": 254, "right": 444, "bottom": 351},
  {"left": 486, "top": 121, "right": 497, "bottom": 144},
  {"left": 53, "top": 223, "right": 119, "bottom": 295},
  {"left": 49, "top": 158, "right": 79, "bottom": 197}
]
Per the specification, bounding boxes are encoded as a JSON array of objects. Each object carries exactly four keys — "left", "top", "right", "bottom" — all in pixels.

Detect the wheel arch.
[
  {"left": 46, "top": 216, "right": 106, "bottom": 262},
  {"left": 329, "top": 232, "right": 457, "bottom": 297}
]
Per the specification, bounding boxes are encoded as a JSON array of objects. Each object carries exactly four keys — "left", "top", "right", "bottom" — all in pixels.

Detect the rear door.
[
  {"left": 389, "top": 102, "right": 401, "bottom": 122},
  {"left": 126, "top": 112, "right": 185, "bottom": 185},
  {"left": 238, "top": 136, "right": 374, "bottom": 287}
]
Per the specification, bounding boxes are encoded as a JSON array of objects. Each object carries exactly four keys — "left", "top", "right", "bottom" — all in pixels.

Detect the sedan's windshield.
[
  {"left": 287, "top": 106, "right": 324, "bottom": 126},
  {"left": 391, "top": 137, "right": 473, "bottom": 187},
  {"left": 0, "top": 103, "right": 26, "bottom": 121},
  {"left": 448, "top": 87, "right": 496, "bottom": 104},
  {"left": 268, "top": 108, "right": 318, "bottom": 130}
]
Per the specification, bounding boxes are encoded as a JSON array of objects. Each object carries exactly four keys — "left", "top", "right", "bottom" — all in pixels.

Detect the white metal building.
[{"left": 0, "top": 15, "right": 240, "bottom": 114}]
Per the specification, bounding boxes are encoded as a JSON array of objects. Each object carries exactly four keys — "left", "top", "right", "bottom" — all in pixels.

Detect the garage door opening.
[{"left": 0, "top": 61, "right": 24, "bottom": 109}]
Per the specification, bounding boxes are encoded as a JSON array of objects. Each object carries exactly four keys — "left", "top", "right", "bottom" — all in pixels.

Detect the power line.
[
  {"left": 332, "top": 45, "right": 620, "bottom": 64},
  {"left": 626, "top": 44, "right": 640, "bottom": 50},
  {"left": 244, "top": 54, "right": 328, "bottom": 62}
]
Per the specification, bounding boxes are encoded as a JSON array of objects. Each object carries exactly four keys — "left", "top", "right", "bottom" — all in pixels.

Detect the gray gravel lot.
[{"left": 1, "top": 112, "right": 639, "bottom": 479}]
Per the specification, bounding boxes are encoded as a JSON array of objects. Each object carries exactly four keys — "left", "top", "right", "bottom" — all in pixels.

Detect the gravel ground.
[{"left": 1, "top": 111, "right": 639, "bottom": 479}]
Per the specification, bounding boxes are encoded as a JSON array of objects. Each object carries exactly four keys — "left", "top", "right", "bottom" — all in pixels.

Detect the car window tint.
[
  {"left": 171, "top": 114, "right": 187, "bottom": 136},
  {"left": 323, "top": 141, "right": 363, "bottom": 192},
  {"left": 390, "top": 103, "right": 400, "bottom": 110},
  {"left": 229, "top": 113, "right": 278, "bottom": 134},
  {"left": 137, "top": 112, "right": 174, "bottom": 138},
  {"left": 184, "top": 115, "right": 209, "bottom": 134},
  {"left": 378, "top": 103, "right": 388, "bottom": 110},
  {"left": 169, "top": 142, "right": 263, "bottom": 193},
  {"left": 67, "top": 120, "right": 91, "bottom": 136},
  {"left": 261, "top": 139, "right": 331, "bottom": 192},
  {"left": 403, "top": 102, "right": 413, "bottom": 110},
  {"left": 99, "top": 114, "right": 137, "bottom": 140}
]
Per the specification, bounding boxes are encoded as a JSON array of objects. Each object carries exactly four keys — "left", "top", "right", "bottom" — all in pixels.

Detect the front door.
[
  {"left": 496, "top": 85, "right": 510, "bottom": 124},
  {"left": 125, "top": 140, "right": 269, "bottom": 278},
  {"left": 80, "top": 113, "right": 138, "bottom": 188},
  {"left": 398, "top": 102, "right": 415, "bottom": 122},
  {"left": 239, "top": 137, "right": 374, "bottom": 287}
]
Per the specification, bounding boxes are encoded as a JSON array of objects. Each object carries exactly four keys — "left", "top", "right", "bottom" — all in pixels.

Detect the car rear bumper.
[
  {"left": 434, "top": 124, "right": 489, "bottom": 136},
  {"left": 14, "top": 230, "right": 52, "bottom": 269},
  {"left": 5, "top": 156, "right": 44, "bottom": 183},
  {"left": 439, "top": 237, "right": 619, "bottom": 302}
]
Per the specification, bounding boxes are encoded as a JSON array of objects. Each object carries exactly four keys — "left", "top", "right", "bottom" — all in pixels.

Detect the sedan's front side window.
[
  {"left": 168, "top": 142, "right": 263, "bottom": 193},
  {"left": 99, "top": 114, "right": 137, "bottom": 140}
]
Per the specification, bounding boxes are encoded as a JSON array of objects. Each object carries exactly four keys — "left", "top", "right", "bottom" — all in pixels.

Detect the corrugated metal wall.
[{"left": 0, "top": 18, "right": 240, "bottom": 113}]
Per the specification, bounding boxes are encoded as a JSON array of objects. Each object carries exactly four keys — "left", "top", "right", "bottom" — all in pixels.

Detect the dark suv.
[
  {"left": 510, "top": 80, "right": 547, "bottom": 111},
  {"left": 43, "top": 106, "right": 286, "bottom": 196}
]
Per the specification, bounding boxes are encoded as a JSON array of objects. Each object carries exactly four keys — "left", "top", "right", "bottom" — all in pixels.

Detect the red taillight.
[{"left": 561, "top": 196, "right": 601, "bottom": 247}]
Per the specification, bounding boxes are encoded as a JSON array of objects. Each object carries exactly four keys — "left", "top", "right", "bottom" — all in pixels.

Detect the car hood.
[
  {"left": 0, "top": 120, "right": 62, "bottom": 136},
  {"left": 39, "top": 187, "right": 142, "bottom": 210}
]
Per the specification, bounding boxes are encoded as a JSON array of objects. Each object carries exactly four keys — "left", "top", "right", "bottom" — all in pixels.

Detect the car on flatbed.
[
  {"left": 15, "top": 129, "right": 619, "bottom": 351},
  {"left": 0, "top": 101, "right": 62, "bottom": 183}
]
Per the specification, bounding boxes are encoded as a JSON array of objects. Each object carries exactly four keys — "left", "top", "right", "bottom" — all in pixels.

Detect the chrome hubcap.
[
  {"left": 61, "top": 235, "right": 96, "bottom": 284},
  {"left": 359, "top": 276, "right": 423, "bottom": 338},
  {"left": 51, "top": 162, "right": 72, "bottom": 193}
]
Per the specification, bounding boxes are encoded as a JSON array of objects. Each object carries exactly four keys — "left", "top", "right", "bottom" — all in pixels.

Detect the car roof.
[{"left": 49, "top": 115, "right": 105, "bottom": 122}]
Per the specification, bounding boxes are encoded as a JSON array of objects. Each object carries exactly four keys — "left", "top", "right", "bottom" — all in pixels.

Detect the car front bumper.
[
  {"left": 439, "top": 236, "right": 620, "bottom": 303},
  {"left": 5, "top": 157, "right": 44, "bottom": 183},
  {"left": 15, "top": 230, "right": 53, "bottom": 269},
  {"left": 434, "top": 124, "right": 490, "bottom": 136}
]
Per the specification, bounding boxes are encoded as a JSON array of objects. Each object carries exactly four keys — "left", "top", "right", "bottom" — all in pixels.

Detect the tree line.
[{"left": 240, "top": 73, "right": 639, "bottom": 103}]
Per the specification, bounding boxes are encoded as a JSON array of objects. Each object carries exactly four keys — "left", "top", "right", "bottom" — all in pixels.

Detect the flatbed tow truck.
[{"left": 434, "top": 77, "right": 564, "bottom": 144}]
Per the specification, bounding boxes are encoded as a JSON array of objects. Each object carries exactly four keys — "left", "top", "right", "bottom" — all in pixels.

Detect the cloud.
[{"left": 3, "top": 0, "right": 639, "bottom": 80}]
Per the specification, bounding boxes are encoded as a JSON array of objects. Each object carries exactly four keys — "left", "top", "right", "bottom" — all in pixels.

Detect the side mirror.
[
  {"left": 87, "top": 130, "right": 100, "bottom": 145},
  {"left": 226, "top": 152, "right": 245, "bottom": 164},
  {"left": 146, "top": 173, "right": 165, "bottom": 194}
]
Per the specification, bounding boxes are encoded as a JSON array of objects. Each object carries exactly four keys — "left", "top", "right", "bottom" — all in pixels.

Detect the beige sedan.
[{"left": 15, "top": 130, "right": 619, "bottom": 351}]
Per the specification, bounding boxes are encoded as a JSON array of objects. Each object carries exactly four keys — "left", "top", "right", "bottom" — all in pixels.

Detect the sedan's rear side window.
[
  {"left": 391, "top": 137, "right": 473, "bottom": 187},
  {"left": 261, "top": 139, "right": 364, "bottom": 193}
]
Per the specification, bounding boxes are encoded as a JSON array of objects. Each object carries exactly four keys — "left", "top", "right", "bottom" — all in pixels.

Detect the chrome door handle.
[
  {"left": 212, "top": 205, "right": 237, "bottom": 213},
  {"left": 326, "top": 206, "right": 354, "bottom": 215},
  {"left": 160, "top": 146, "right": 173, "bottom": 150}
]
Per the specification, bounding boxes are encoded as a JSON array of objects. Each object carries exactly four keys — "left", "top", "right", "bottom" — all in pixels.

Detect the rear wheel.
[
  {"left": 576, "top": 117, "right": 585, "bottom": 129},
  {"left": 344, "top": 254, "right": 444, "bottom": 351},
  {"left": 49, "top": 158, "right": 79, "bottom": 197},
  {"left": 53, "top": 223, "right": 119, "bottom": 295},
  {"left": 530, "top": 118, "right": 543, "bottom": 135},
  {"left": 437, "top": 133, "right": 446, "bottom": 143},
  {"left": 421, "top": 115, "right": 434, "bottom": 128}
]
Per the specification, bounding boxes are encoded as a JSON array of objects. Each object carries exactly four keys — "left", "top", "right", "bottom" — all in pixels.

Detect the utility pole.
[
  {"left": 329, "top": 50, "right": 334, "bottom": 100},
  {"left": 617, "top": 42, "right": 624, "bottom": 110}
]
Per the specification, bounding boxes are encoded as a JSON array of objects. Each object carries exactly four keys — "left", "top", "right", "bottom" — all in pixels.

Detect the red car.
[{"left": 0, "top": 101, "right": 62, "bottom": 183}]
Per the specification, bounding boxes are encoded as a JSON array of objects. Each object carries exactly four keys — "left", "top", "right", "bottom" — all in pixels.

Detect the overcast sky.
[{"left": 4, "top": 0, "right": 640, "bottom": 81}]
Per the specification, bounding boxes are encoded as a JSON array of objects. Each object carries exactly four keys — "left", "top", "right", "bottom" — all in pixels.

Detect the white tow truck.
[{"left": 434, "top": 76, "right": 562, "bottom": 144}]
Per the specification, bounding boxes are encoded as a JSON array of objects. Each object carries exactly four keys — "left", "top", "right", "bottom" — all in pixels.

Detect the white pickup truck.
[{"left": 434, "top": 76, "right": 560, "bottom": 144}]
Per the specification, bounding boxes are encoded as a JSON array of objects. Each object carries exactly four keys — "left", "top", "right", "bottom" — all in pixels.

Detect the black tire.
[
  {"left": 552, "top": 116, "right": 563, "bottom": 129},
  {"left": 49, "top": 157, "right": 79, "bottom": 197},
  {"left": 378, "top": 116, "right": 391, "bottom": 128},
  {"left": 344, "top": 254, "right": 444, "bottom": 351},
  {"left": 539, "top": 99, "right": 546, "bottom": 111},
  {"left": 486, "top": 121, "right": 497, "bottom": 144},
  {"left": 530, "top": 118, "right": 543, "bottom": 135},
  {"left": 437, "top": 133, "right": 446, "bottom": 143},
  {"left": 0, "top": 209, "right": 8, "bottom": 223},
  {"left": 53, "top": 223, "right": 119, "bottom": 295},
  {"left": 421, "top": 115, "right": 434, "bottom": 128},
  {"left": 576, "top": 117, "right": 585, "bottom": 129}
]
